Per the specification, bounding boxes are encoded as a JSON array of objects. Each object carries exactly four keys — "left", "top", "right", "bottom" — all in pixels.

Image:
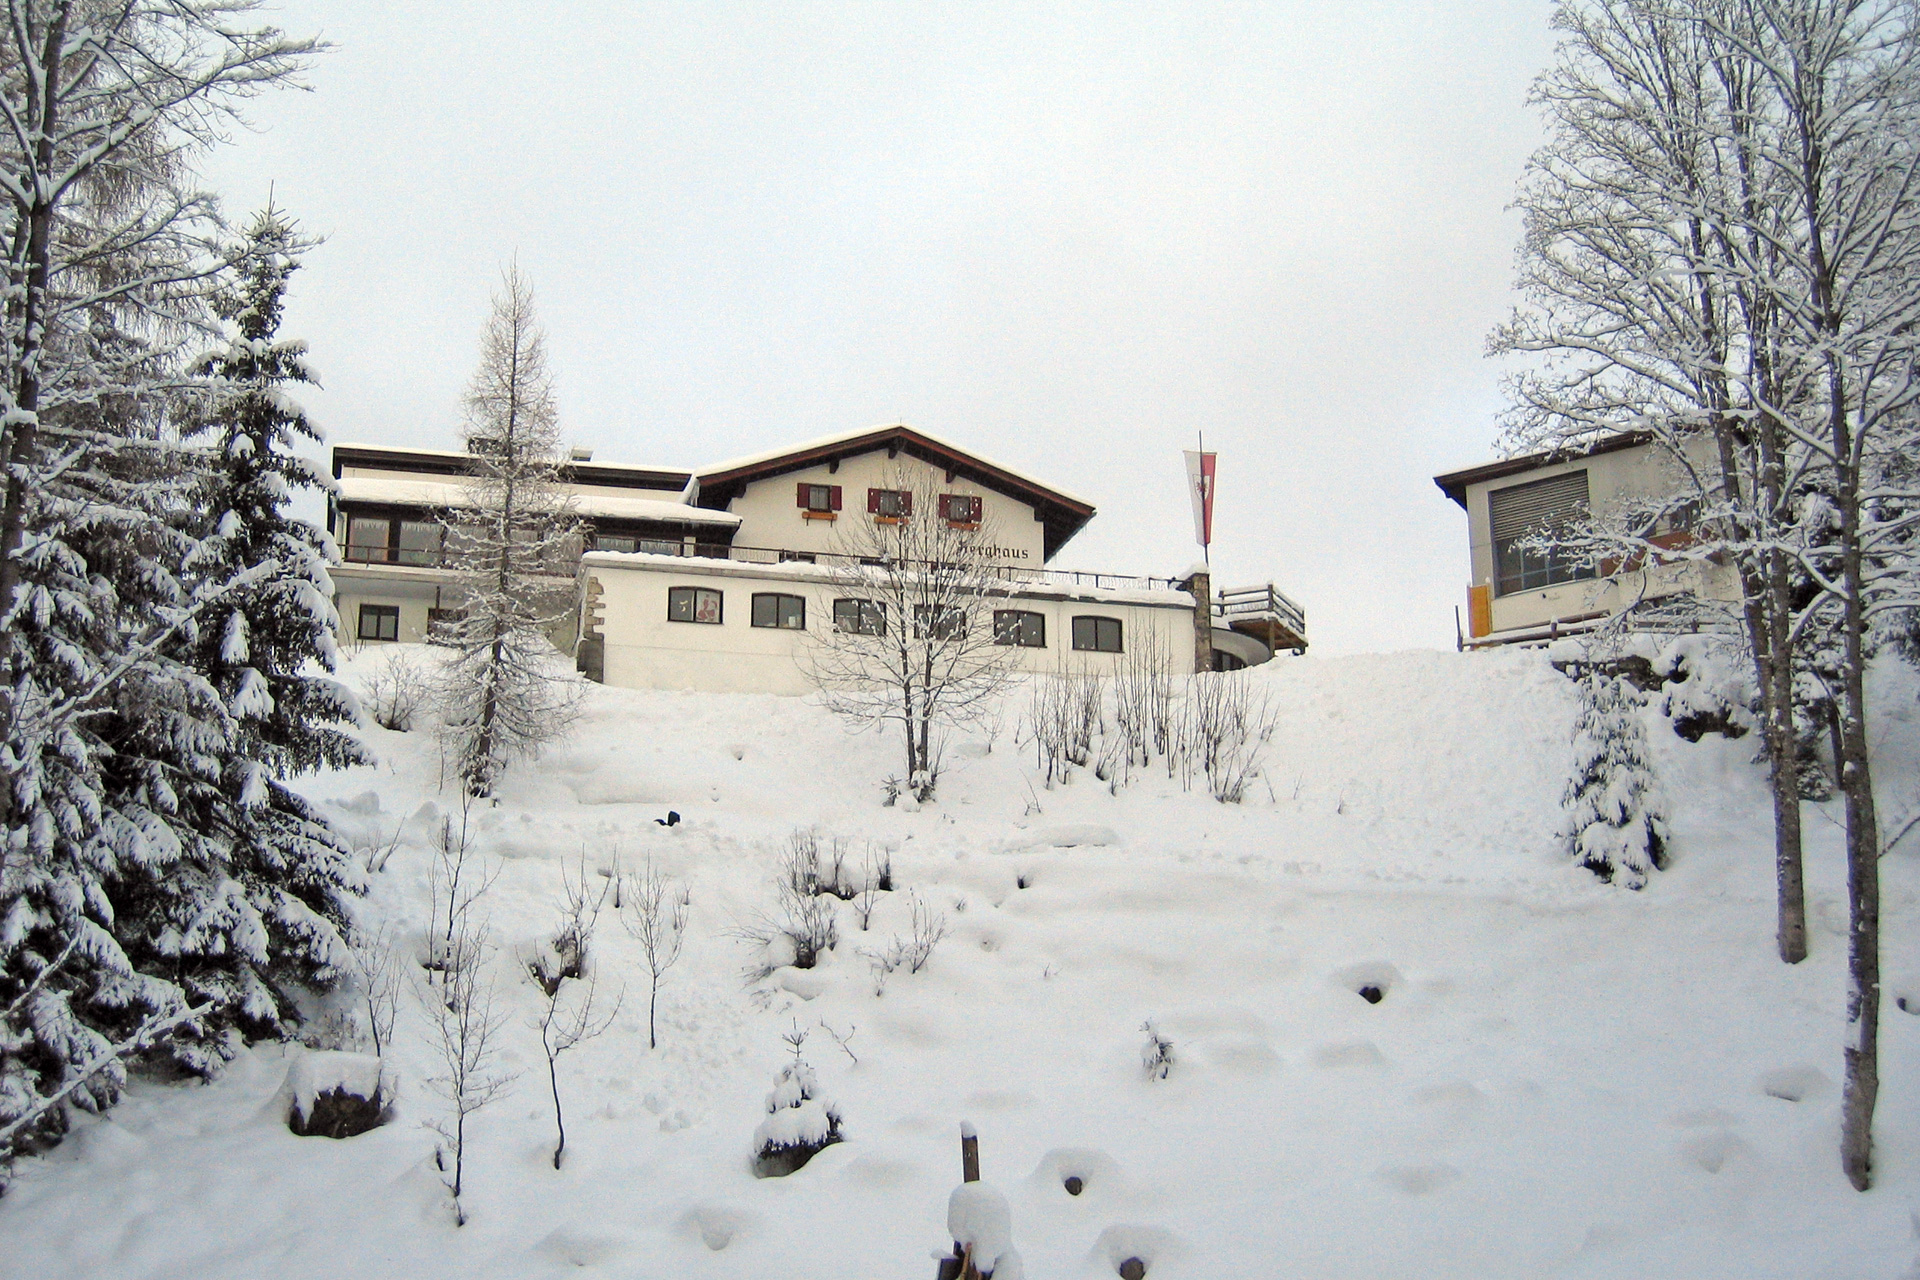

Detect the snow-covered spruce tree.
[
  {"left": 142, "top": 204, "right": 372, "bottom": 1061},
  {"left": 1562, "top": 673, "right": 1668, "bottom": 889},
  {"left": 752, "top": 1032, "right": 843, "bottom": 1177},
  {"left": 0, "top": 4, "right": 321, "bottom": 1166},
  {"left": 435, "top": 265, "right": 581, "bottom": 796}
]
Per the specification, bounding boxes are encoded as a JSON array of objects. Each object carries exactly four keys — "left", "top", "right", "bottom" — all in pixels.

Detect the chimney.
[{"left": 570, "top": 447, "right": 593, "bottom": 462}]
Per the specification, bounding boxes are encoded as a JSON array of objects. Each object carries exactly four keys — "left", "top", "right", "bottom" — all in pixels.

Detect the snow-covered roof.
[
  {"left": 697, "top": 422, "right": 1095, "bottom": 510},
  {"left": 334, "top": 442, "right": 685, "bottom": 480},
  {"left": 336, "top": 476, "right": 741, "bottom": 526}
]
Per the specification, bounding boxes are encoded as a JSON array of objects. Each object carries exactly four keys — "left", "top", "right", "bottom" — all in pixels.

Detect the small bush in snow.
[
  {"left": 737, "top": 842, "right": 842, "bottom": 977},
  {"left": 752, "top": 1034, "right": 843, "bottom": 1178},
  {"left": 1140, "top": 1020, "right": 1175, "bottom": 1081},
  {"left": 361, "top": 649, "right": 430, "bottom": 732},
  {"left": 1562, "top": 674, "right": 1669, "bottom": 889}
]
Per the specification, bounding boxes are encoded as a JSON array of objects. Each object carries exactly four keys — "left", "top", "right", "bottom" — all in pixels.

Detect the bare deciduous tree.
[
  {"left": 528, "top": 858, "right": 619, "bottom": 1170},
  {"left": 435, "top": 264, "right": 582, "bottom": 796},
  {"left": 1496, "top": 0, "right": 1920, "bottom": 1187},
  {"left": 805, "top": 469, "right": 1020, "bottom": 803},
  {"left": 422, "top": 911, "right": 515, "bottom": 1226},
  {"left": 622, "top": 857, "right": 689, "bottom": 1050}
]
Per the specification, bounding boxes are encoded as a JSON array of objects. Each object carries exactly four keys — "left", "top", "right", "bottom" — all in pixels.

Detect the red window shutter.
[
  {"left": 900, "top": 491, "right": 913, "bottom": 516},
  {"left": 830, "top": 486, "right": 843, "bottom": 511},
  {"left": 867, "top": 488, "right": 881, "bottom": 513},
  {"left": 969, "top": 496, "right": 982, "bottom": 522},
  {"left": 796, "top": 482, "right": 809, "bottom": 508}
]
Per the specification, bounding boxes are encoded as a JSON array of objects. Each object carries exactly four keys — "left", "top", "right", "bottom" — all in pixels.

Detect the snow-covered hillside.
[{"left": 0, "top": 647, "right": 1915, "bottom": 1279}]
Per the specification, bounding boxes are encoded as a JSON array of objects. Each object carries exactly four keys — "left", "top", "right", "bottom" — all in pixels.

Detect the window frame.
[
  {"left": 357, "top": 603, "right": 400, "bottom": 642},
  {"left": 939, "top": 493, "right": 984, "bottom": 526},
  {"left": 1070, "top": 615, "right": 1123, "bottom": 653},
  {"left": 913, "top": 603, "right": 967, "bottom": 641},
  {"left": 1489, "top": 470, "right": 1597, "bottom": 597},
  {"left": 751, "top": 592, "right": 807, "bottom": 630},
  {"left": 868, "top": 487, "right": 913, "bottom": 520},
  {"left": 833, "top": 597, "right": 886, "bottom": 636},
  {"left": 993, "top": 609, "right": 1046, "bottom": 648},
  {"left": 667, "top": 585, "right": 725, "bottom": 625},
  {"left": 797, "top": 482, "right": 842, "bottom": 516}
]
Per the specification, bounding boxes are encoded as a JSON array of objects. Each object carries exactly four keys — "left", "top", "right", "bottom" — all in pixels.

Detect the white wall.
[
  {"left": 587, "top": 555, "right": 1197, "bottom": 695},
  {"left": 722, "top": 450, "right": 1047, "bottom": 565}
]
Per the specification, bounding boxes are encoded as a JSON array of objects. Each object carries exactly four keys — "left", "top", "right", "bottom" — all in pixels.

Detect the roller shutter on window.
[{"left": 1490, "top": 471, "right": 1589, "bottom": 542}]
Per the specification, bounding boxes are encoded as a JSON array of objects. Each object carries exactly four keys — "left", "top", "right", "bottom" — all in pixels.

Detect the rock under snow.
[{"left": 285, "top": 1051, "right": 386, "bottom": 1139}]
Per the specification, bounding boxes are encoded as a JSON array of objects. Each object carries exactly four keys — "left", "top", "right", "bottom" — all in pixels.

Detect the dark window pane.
[
  {"left": 358, "top": 604, "right": 399, "bottom": 641},
  {"left": 1072, "top": 616, "right": 1122, "bottom": 652},
  {"left": 834, "top": 598, "right": 885, "bottom": 636},
  {"left": 994, "top": 610, "right": 1045, "bottom": 647},
  {"left": 346, "top": 517, "right": 391, "bottom": 562},
  {"left": 751, "top": 593, "right": 804, "bottom": 629},
  {"left": 397, "top": 521, "right": 441, "bottom": 565}
]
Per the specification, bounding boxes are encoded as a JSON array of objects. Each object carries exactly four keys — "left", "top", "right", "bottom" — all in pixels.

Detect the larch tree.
[
  {"left": 436, "top": 264, "right": 582, "bottom": 796},
  {"left": 0, "top": 1, "right": 328, "bottom": 1168}
]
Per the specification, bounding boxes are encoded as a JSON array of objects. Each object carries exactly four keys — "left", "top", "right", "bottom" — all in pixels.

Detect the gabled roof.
[
  {"left": 1432, "top": 431, "right": 1652, "bottom": 510},
  {"left": 695, "top": 422, "right": 1097, "bottom": 560}
]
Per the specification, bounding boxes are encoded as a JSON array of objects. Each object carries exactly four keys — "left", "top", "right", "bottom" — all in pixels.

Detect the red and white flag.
[{"left": 1184, "top": 449, "right": 1216, "bottom": 549}]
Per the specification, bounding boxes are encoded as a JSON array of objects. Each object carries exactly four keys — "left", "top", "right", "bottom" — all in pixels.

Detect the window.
[
  {"left": 834, "top": 598, "right": 886, "bottom": 636},
  {"left": 994, "top": 610, "right": 1046, "bottom": 647},
  {"left": 668, "top": 586, "right": 723, "bottom": 624},
  {"left": 345, "top": 516, "right": 391, "bottom": 563},
  {"left": 868, "top": 487, "right": 912, "bottom": 519},
  {"left": 779, "top": 551, "right": 817, "bottom": 564},
  {"left": 1491, "top": 471, "right": 1595, "bottom": 596},
  {"left": 357, "top": 603, "right": 399, "bottom": 642},
  {"left": 752, "top": 592, "right": 806, "bottom": 629},
  {"left": 1071, "top": 616, "right": 1123, "bottom": 653},
  {"left": 397, "top": 520, "right": 442, "bottom": 566},
  {"left": 914, "top": 604, "right": 966, "bottom": 640},
  {"left": 796, "top": 483, "right": 842, "bottom": 514},
  {"left": 940, "top": 494, "right": 983, "bottom": 525},
  {"left": 596, "top": 535, "right": 638, "bottom": 554}
]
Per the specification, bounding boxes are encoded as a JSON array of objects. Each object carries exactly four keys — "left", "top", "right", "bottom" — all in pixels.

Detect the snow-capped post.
[{"left": 938, "top": 1122, "right": 1021, "bottom": 1279}]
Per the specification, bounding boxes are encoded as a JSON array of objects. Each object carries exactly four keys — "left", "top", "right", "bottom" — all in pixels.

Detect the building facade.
[
  {"left": 331, "top": 423, "right": 1307, "bottom": 692},
  {"left": 1433, "top": 431, "right": 1736, "bottom": 647}
]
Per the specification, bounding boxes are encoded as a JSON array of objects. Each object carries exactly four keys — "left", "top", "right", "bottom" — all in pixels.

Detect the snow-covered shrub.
[
  {"left": 361, "top": 648, "right": 430, "bottom": 732},
  {"left": 751, "top": 1057, "right": 844, "bottom": 1177},
  {"left": 1653, "top": 637, "right": 1755, "bottom": 745},
  {"left": 1562, "top": 674, "right": 1669, "bottom": 889},
  {"left": 1172, "top": 673, "right": 1279, "bottom": 803},
  {"left": 1025, "top": 667, "right": 1102, "bottom": 786},
  {"left": 738, "top": 842, "right": 843, "bottom": 977},
  {"left": 1140, "top": 1020, "right": 1175, "bottom": 1081}
]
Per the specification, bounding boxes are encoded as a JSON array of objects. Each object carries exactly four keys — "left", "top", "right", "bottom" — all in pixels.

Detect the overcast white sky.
[{"left": 203, "top": 1, "right": 1558, "bottom": 655}]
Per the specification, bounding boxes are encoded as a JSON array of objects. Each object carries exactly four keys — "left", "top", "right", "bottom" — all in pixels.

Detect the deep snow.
[{"left": 0, "top": 646, "right": 1916, "bottom": 1279}]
